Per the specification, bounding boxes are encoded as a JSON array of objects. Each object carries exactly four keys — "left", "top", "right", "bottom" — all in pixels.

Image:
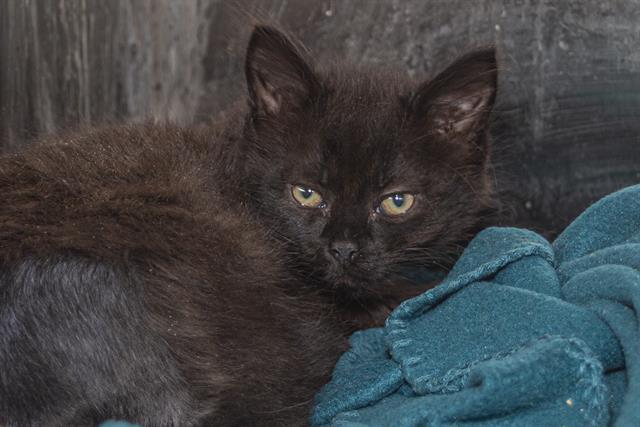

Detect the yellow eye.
[
  {"left": 379, "top": 193, "right": 415, "bottom": 216},
  {"left": 291, "top": 185, "right": 325, "bottom": 208}
]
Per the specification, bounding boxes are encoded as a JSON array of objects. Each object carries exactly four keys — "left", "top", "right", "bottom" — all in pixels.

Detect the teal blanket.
[{"left": 312, "top": 185, "right": 640, "bottom": 427}]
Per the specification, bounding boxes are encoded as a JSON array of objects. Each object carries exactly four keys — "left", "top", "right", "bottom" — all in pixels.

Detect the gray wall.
[{"left": 1, "top": 0, "right": 640, "bottom": 236}]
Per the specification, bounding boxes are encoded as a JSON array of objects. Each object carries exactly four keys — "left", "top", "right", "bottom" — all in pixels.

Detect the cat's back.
[
  {"left": 0, "top": 123, "right": 207, "bottom": 193},
  {"left": 0, "top": 123, "right": 223, "bottom": 261},
  {"left": 0, "top": 124, "right": 224, "bottom": 424}
]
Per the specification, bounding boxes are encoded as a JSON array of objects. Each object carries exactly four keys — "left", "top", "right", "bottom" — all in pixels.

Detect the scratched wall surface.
[
  {"left": 0, "top": 0, "right": 210, "bottom": 149},
  {"left": 1, "top": 0, "right": 639, "bottom": 235}
]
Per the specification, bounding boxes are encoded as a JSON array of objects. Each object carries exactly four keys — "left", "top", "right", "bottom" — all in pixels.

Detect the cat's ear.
[
  {"left": 409, "top": 49, "right": 497, "bottom": 148},
  {"left": 245, "top": 26, "right": 320, "bottom": 116}
]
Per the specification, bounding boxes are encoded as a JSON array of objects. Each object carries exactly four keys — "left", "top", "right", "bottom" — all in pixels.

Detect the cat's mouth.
[
  {"left": 326, "top": 265, "right": 376, "bottom": 290},
  {"left": 313, "top": 249, "right": 384, "bottom": 290},
  {"left": 332, "top": 273, "right": 359, "bottom": 287}
]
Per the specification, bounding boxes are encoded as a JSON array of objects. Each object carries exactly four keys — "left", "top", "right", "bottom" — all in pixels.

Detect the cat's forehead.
[
  {"left": 288, "top": 123, "right": 417, "bottom": 193},
  {"left": 285, "top": 67, "right": 421, "bottom": 190},
  {"left": 323, "top": 72, "right": 408, "bottom": 123}
]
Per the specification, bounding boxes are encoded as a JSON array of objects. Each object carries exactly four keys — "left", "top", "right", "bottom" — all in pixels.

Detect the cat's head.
[{"left": 241, "top": 26, "right": 497, "bottom": 300}]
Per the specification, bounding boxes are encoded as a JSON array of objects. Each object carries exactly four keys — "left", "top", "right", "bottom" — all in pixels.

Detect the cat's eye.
[
  {"left": 378, "top": 193, "right": 416, "bottom": 216},
  {"left": 291, "top": 185, "right": 325, "bottom": 208}
]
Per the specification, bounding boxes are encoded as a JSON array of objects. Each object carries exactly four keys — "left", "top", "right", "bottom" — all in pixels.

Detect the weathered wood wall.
[
  {"left": 1, "top": 0, "right": 639, "bottom": 236},
  {"left": 0, "top": 0, "right": 210, "bottom": 146}
]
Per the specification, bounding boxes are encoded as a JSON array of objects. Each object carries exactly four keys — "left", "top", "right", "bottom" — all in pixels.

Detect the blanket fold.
[{"left": 313, "top": 185, "right": 640, "bottom": 427}]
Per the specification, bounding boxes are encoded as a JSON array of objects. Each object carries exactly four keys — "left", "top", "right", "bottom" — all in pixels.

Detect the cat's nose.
[{"left": 328, "top": 241, "right": 359, "bottom": 264}]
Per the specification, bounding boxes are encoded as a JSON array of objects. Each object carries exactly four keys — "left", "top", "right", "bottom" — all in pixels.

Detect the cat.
[
  {"left": 0, "top": 123, "right": 345, "bottom": 426},
  {"left": 0, "top": 24, "right": 498, "bottom": 425},
  {"left": 225, "top": 26, "right": 498, "bottom": 330}
]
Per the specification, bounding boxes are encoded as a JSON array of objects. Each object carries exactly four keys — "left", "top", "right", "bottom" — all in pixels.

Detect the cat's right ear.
[
  {"left": 245, "top": 26, "right": 320, "bottom": 117},
  {"left": 408, "top": 49, "right": 497, "bottom": 157}
]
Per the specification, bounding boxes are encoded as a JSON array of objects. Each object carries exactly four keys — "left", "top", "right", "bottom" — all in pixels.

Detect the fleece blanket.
[{"left": 312, "top": 184, "right": 640, "bottom": 427}]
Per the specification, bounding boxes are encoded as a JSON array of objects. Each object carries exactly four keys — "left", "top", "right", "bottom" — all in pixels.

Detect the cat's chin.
[
  {"left": 332, "top": 275, "right": 360, "bottom": 289},
  {"left": 327, "top": 270, "right": 377, "bottom": 293}
]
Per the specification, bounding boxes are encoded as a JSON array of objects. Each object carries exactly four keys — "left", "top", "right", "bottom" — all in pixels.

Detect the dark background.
[{"left": 1, "top": 0, "right": 639, "bottom": 237}]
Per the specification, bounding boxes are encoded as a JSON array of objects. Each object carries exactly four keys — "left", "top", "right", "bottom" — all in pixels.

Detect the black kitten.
[
  {"left": 0, "top": 124, "right": 344, "bottom": 426},
  {"left": 234, "top": 27, "right": 498, "bottom": 329},
  {"left": 0, "top": 24, "right": 498, "bottom": 425}
]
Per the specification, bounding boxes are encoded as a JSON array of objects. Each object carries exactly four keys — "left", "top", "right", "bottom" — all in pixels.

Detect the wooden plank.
[{"left": 0, "top": 0, "right": 210, "bottom": 149}]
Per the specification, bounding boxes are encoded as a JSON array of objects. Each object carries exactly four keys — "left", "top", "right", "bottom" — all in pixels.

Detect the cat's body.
[
  {"left": 0, "top": 26, "right": 498, "bottom": 425},
  {"left": 0, "top": 124, "right": 345, "bottom": 426}
]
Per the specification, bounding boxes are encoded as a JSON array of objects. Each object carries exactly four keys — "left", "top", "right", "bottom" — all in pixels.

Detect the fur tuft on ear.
[
  {"left": 245, "top": 26, "right": 320, "bottom": 116},
  {"left": 409, "top": 49, "right": 497, "bottom": 145}
]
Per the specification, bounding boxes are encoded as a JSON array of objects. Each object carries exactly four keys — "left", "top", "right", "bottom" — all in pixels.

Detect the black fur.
[
  {"left": 0, "top": 124, "right": 345, "bottom": 426},
  {"left": 0, "top": 25, "right": 499, "bottom": 425},
  {"left": 0, "top": 256, "right": 191, "bottom": 425}
]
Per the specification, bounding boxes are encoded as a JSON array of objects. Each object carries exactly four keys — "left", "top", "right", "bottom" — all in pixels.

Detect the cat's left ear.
[
  {"left": 409, "top": 49, "right": 497, "bottom": 149},
  {"left": 245, "top": 26, "right": 320, "bottom": 116}
]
